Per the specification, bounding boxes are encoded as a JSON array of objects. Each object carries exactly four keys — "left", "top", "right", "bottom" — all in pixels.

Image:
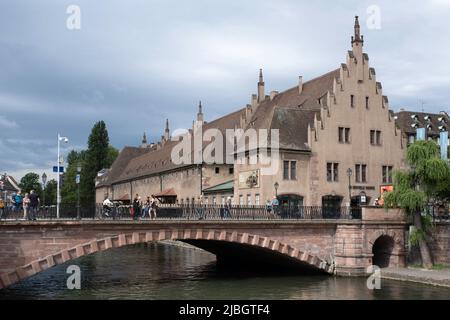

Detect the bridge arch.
[
  {"left": 367, "top": 229, "right": 405, "bottom": 268},
  {"left": 0, "top": 229, "right": 334, "bottom": 289}
]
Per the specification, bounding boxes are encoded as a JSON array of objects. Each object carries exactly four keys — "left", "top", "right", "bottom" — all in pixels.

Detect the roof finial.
[
  {"left": 198, "top": 100, "right": 202, "bottom": 114},
  {"left": 259, "top": 68, "right": 264, "bottom": 84},
  {"left": 165, "top": 118, "right": 169, "bottom": 131},
  {"left": 142, "top": 132, "right": 147, "bottom": 144},
  {"left": 351, "top": 15, "right": 363, "bottom": 46}
]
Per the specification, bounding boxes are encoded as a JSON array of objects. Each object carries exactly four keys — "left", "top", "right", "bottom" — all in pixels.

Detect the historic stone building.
[{"left": 96, "top": 17, "right": 408, "bottom": 208}]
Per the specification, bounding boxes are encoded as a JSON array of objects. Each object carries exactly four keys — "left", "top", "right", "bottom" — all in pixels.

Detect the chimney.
[
  {"left": 251, "top": 94, "right": 258, "bottom": 108},
  {"left": 257, "top": 69, "right": 265, "bottom": 103},
  {"left": 298, "top": 76, "right": 303, "bottom": 95},
  {"left": 270, "top": 91, "right": 279, "bottom": 101}
]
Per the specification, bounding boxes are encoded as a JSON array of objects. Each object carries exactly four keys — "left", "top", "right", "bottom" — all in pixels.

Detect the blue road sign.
[
  {"left": 53, "top": 166, "right": 64, "bottom": 173},
  {"left": 75, "top": 174, "right": 80, "bottom": 184}
]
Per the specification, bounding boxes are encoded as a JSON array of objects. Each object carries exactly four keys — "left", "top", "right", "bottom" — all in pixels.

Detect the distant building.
[
  {"left": 96, "top": 17, "right": 430, "bottom": 208},
  {"left": 0, "top": 173, "right": 20, "bottom": 204},
  {"left": 394, "top": 110, "right": 450, "bottom": 146}
]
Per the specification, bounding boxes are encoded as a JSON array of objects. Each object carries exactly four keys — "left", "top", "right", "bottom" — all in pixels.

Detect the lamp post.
[
  {"left": 347, "top": 168, "right": 353, "bottom": 206},
  {"left": 42, "top": 173, "right": 47, "bottom": 207},
  {"left": 76, "top": 163, "right": 81, "bottom": 220},
  {"left": 274, "top": 182, "right": 279, "bottom": 198},
  {"left": 57, "top": 134, "right": 69, "bottom": 219}
]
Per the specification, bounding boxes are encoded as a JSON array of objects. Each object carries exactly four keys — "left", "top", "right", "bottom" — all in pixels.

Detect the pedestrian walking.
[
  {"left": 150, "top": 196, "right": 158, "bottom": 220},
  {"left": 142, "top": 197, "right": 151, "bottom": 218},
  {"left": 28, "top": 190, "right": 39, "bottom": 221},
  {"left": 132, "top": 194, "right": 141, "bottom": 220},
  {"left": 23, "top": 193, "right": 30, "bottom": 219}
]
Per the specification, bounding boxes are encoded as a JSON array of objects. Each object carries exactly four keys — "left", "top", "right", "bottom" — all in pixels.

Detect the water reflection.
[{"left": 0, "top": 242, "right": 449, "bottom": 300}]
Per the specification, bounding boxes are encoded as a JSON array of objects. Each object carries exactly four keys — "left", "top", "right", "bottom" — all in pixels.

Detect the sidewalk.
[{"left": 381, "top": 267, "right": 450, "bottom": 288}]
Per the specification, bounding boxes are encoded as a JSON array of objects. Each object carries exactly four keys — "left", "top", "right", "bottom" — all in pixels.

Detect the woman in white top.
[{"left": 23, "top": 193, "right": 30, "bottom": 219}]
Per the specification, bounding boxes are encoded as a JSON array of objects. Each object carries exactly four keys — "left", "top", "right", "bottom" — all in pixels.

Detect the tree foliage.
[
  {"left": 19, "top": 173, "right": 43, "bottom": 195},
  {"left": 384, "top": 140, "right": 450, "bottom": 268}
]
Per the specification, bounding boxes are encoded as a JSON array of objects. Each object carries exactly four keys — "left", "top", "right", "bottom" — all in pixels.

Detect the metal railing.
[{"left": 0, "top": 203, "right": 363, "bottom": 221}]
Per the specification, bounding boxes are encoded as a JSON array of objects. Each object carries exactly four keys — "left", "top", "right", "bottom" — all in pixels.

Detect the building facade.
[{"left": 96, "top": 17, "right": 409, "bottom": 208}]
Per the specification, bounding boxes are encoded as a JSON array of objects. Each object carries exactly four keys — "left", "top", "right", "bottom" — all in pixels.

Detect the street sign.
[
  {"left": 53, "top": 166, "right": 64, "bottom": 173},
  {"left": 75, "top": 174, "right": 80, "bottom": 184}
]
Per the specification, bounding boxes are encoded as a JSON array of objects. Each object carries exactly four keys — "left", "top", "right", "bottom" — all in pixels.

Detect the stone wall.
[{"left": 430, "top": 222, "right": 450, "bottom": 265}]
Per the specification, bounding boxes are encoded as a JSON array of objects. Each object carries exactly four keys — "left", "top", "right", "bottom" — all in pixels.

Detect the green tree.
[
  {"left": 19, "top": 173, "right": 43, "bottom": 195},
  {"left": 43, "top": 179, "right": 57, "bottom": 205},
  {"left": 385, "top": 140, "right": 450, "bottom": 268},
  {"left": 81, "top": 121, "right": 114, "bottom": 204},
  {"left": 61, "top": 150, "right": 86, "bottom": 203}
]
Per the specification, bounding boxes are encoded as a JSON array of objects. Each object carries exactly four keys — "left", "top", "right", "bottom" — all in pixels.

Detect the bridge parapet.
[{"left": 361, "top": 207, "right": 406, "bottom": 222}]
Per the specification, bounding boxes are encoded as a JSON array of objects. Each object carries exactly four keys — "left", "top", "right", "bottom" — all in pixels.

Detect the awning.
[
  {"left": 203, "top": 180, "right": 234, "bottom": 194},
  {"left": 153, "top": 188, "right": 177, "bottom": 198},
  {"left": 115, "top": 194, "right": 130, "bottom": 201}
]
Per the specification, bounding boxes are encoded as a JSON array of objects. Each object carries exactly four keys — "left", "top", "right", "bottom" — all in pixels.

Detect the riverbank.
[{"left": 381, "top": 267, "right": 450, "bottom": 288}]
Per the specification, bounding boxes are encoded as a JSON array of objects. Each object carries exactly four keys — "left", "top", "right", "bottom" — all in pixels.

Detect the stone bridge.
[{"left": 0, "top": 207, "right": 408, "bottom": 289}]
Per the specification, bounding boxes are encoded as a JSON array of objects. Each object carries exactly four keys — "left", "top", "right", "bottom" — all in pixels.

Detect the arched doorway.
[
  {"left": 372, "top": 235, "right": 395, "bottom": 268},
  {"left": 322, "top": 195, "right": 343, "bottom": 219}
]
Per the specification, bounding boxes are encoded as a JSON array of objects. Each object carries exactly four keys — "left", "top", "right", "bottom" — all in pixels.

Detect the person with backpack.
[{"left": 14, "top": 192, "right": 23, "bottom": 215}]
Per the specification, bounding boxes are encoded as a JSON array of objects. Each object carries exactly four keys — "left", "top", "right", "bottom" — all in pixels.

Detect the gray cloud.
[{"left": 0, "top": 0, "right": 449, "bottom": 179}]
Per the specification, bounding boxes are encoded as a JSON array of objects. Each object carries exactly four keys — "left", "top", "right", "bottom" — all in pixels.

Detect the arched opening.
[{"left": 372, "top": 235, "right": 395, "bottom": 268}]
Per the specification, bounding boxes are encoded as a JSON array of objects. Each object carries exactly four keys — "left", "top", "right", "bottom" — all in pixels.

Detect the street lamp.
[
  {"left": 347, "top": 168, "right": 353, "bottom": 206},
  {"left": 274, "top": 182, "right": 279, "bottom": 198},
  {"left": 76, "top": 163, "right": 81, "bottom": 220},
  {"left": 57, "top": 134, "right": 69, "bottom": 219},
  {"left": 42, "top": 173, "right": 47, "bottom": 207}
]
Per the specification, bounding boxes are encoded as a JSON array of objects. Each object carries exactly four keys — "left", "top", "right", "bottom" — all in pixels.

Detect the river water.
[{"left": 0, "top": 242, "right": 449, "bottom": 300}]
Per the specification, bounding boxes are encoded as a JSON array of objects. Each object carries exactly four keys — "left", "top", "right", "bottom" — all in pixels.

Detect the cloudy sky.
[{"left": 1, "top": 0, "right": 450, "bottom": 180}]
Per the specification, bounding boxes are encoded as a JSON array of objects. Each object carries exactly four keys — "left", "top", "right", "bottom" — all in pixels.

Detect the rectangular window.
[
  {"left": 222, "top": 196, "right": 226, "bottom": 205},
  {"left": 247, "top": 194, "right": 252, "bottom": 206},
  {"left": 215, "top": 167, "right": 220, "bottom": 174},
  {"left": 338, "top": 127, "right": 344, "bottom": 143},
  {"left": 366, "top": 96, "right": 369, "bottom": 109},
  {"left": 255, "top": 194, "right": 260, "bottom": 206},
  {"left": 345, "top": 128, "right": 350, "bottom": 143},
  {"left": 239, "top": 195, "right": 244, "bottom": 205},
  {"left": 290, "top": 161, "right": 297, "bottom": 180},
  {"left": 355, "top": 164, "right": 361, "bottom": 183},
  {"left": 327, "top": 163, "right": 339, "bottom": 182},
  {"left": 376, "top": 131, "right": 382, "bottom": 145},
  {"left": 350, "top": 95, "right": 355, "bottom": 108},
  {"left": 370, "top": 130, "right": 382, "bottom": 145},
  {"left": 213, "top": 196, "right": 217, "bottom": 205},
  {"left": 339, "top": 127, "right": 351, "bottom": 143},
  {"left": 356, "top": 164, "right": 367, "bottom": 183},
  {"left": 229, "top": 167, "right": 234, "bottom": 175},
  {"left": 382, "top": 166, "right": 394, "bottom": 184},
  {"left": 283, "top": 161, "right": 290, "bottom": 180}
]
